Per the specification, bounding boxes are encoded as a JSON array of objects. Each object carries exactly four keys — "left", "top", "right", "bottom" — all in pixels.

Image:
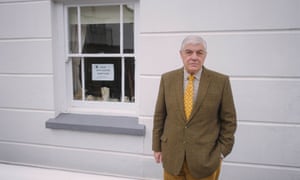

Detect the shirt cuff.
[{"left": 221, "top": 153, "right": 225, "bottom": 159}]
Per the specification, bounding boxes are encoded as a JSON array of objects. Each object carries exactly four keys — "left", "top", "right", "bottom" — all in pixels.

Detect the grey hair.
[{"left": 180, "top": 35, "right": 207, "bottom": 51}]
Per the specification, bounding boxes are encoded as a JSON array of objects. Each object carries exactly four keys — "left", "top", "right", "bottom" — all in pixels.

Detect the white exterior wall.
[
  {"left": 139, "top": 0, "right": 300, "bottom": 179},
  {"left": 0, "top": 0, "right": 299, "bottom": 180}
]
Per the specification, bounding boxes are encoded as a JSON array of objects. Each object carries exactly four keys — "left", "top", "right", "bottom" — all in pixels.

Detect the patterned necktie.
[{"left": 184, "top": 75, "right": 194, "bottom": 120}]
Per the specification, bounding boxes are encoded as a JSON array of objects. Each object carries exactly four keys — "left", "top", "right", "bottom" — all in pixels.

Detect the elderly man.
[{"left": 152, "top": 35, "right": 237, "bottom": 180}]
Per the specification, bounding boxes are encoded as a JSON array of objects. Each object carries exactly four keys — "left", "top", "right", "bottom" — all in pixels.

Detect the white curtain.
[{"left": 72, "top": 24, "right": 87, "bottom": 99}]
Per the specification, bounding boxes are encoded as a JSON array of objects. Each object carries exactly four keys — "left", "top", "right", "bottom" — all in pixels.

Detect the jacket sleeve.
[
  {"left": 152, "top": 76, "right": 167, "bottom": 152},
  {"left": 218, "top": 77, "right": 237, "bottom": 157}
]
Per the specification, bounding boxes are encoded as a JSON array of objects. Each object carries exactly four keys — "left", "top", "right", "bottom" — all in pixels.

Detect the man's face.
[{"left": 180, "top": 43, "right": 207, "bottom": 74}]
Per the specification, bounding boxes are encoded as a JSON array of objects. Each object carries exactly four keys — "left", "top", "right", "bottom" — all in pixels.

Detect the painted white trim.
[{"left": 61, "top": 1, "right": 138, "bottom": 115}]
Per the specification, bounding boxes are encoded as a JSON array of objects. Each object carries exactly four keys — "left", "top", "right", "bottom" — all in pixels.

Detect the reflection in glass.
[
  {"left": 123, "top": 5, "right": 134, "bottom": 53},
  {"left": 72, "top": 57, "right": 82, "bottom": 100},
  {"left": 125, "top": 58, "right": 135, "bottom": 102},
  {"left": 68, "top": 7, "right": 79, "bottom": 53},
  {"left": 81, "top": 6, "right": 121, "bottom": 54},
  {"left": 82, "top": 24, "right": 120, "bottom": 54}
]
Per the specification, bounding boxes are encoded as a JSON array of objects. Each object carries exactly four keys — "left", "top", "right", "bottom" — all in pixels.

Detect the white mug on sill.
[
  {"left": 101, "top": 87, "right": 110, "bottom": 101},
  {"left": 124, "top": 96, "right": 129, "bottom": 102}
]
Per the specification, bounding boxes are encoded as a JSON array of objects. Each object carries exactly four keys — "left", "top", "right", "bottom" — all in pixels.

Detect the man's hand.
[{"left": 154, "top": 151, "right": 162, "bottom": 163}]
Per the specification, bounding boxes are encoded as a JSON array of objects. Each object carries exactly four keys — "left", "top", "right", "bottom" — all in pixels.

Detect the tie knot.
[{"left": 188, "top": 75, "right": 194, "bottom": 81}]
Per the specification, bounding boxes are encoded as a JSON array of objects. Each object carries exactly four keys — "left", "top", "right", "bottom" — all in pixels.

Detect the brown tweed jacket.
[{"left": 152, "top": 67, "right": 237, "bottom": 178}]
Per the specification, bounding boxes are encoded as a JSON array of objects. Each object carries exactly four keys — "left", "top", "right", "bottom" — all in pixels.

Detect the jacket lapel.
[
  {"left": 189, "top": 68, "right": 211, "bottom": 121},
  {"left": 175, "top": 68, "right": 186, "bottom": 121}
]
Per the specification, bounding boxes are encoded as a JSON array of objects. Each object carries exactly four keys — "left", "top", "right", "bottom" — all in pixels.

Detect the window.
[{"left": 65, "top": 3, "right": 136, "bottom": 115}]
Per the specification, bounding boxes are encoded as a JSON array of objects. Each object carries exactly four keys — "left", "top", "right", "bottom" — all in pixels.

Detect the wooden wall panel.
[
  {"left": 140, "top": 0, "right": 300, "bottom": 32},
  {"left": 0, "top": 1, "right": 51, "bottom": 38},
  {"left": 0, "top": 40, "right": 52, "bottom": 74}
]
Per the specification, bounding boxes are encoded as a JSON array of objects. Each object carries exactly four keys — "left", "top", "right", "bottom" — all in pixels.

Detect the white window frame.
[{"left": 62, "top": 0, "right": 139, "bottom": 117}]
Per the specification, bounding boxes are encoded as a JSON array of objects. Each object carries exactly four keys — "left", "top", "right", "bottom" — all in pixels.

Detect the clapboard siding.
[
  {"left": 139, "top": 77, "right": 300, "bottom": 123},
  {"left": 139, "top": 32, "right": 300, "bottom": 77},
  {"left": 0, "top": 76, "right": 54, "bottom": 110},
  {"left": 140, "top": 0, "right": 300, "bottom": 32},
  {"left": 0, "top": 1, "right": 51, "bottom": 38},
  {"left": 0, "top": 141, "right": 155, "bottom": 179},
  {"left": 0, "top": 40, "right": 52, "bottom": 74}
]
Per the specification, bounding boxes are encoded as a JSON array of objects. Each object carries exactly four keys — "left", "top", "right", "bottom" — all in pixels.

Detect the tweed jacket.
[{"left": 152, "top": 67, "right": 237, "bottom": 178}]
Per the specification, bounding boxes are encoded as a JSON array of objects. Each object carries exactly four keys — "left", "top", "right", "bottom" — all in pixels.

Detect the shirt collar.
[{"left": 184, "top": 68, "right": 203, "bottom": 80}]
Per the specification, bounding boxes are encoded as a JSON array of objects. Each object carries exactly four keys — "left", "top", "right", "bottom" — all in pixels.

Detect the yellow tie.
[{"left": 184, "top": 75, "right": 194, "bottom": 120}]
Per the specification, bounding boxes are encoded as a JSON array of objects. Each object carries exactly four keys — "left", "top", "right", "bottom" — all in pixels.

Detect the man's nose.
[{"left": 191, "top": 52, "right": 198, "bottom": 59}]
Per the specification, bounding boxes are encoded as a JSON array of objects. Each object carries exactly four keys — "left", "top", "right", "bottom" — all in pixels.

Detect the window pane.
[
  {"left": 69, "top": 5, "right": 136, "bottom": 105},
  {"left": 125, "top": 57, "right": 135, "bottom": 102},
  {"left": 123, "top": 5, "right": 134, "bottom": 53},
  {"left": 82, "top": 24, "right": 120, "bottom": 53},
  {"left": 81, "top": 6, "right": 120, "bottom": 54},
  {"left": 84, "top": 58, "right": 121, "bottom": 102},
  {"left": 68, "top": 7, "right": 79, "bottom": 53}
]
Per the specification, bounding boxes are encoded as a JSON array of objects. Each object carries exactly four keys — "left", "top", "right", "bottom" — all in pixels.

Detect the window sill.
[{"left": 46, "top": 113, "right": 145, "bottom": 136}]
